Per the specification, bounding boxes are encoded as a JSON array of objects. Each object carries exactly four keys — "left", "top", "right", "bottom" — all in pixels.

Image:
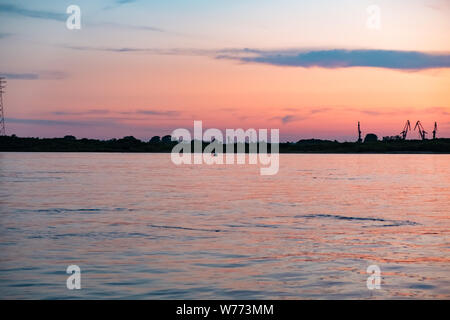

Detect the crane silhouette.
[
  {"left": 400, "top": 120, "right": 411, "bottom": 140},
  {"left": 432, "top": 122, "right": 438, "bottom": 140},
  {"left": 414, "top": 121, "right": 427, "bottom": 140},
  {"left": 357, "top": 121, "right": 362, "bottom": 143}
]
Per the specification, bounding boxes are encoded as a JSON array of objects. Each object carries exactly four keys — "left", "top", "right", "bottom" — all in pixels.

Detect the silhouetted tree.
[
  {"left": 161, "top": 135, "right": 172, "bottom": 143},
  {"left": 149, "top": 136, "right": 161, "bottom": 143},
  {"left": 121, "top": 136, "right": 139, "bottom": 142}
]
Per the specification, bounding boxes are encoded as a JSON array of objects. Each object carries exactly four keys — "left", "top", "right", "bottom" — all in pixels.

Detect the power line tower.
[{"left": 0, "top": 77, "right": 6, "bottom": 136}]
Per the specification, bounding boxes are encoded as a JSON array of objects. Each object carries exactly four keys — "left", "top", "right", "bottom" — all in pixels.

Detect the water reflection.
[{"left": 0, "top": 153, "right": 449, "bottom": 299}]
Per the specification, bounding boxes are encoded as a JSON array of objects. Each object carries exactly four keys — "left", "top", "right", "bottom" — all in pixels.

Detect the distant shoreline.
[{"left": 1, "top": 135, "right": 450, "bottom": 154}]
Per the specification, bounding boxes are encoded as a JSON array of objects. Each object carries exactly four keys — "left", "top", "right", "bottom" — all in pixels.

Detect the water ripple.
[{"left": 298, "top": 214, "right": 418, "bottom": 227}]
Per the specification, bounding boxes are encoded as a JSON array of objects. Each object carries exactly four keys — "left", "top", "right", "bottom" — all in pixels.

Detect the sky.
[{"left": 0, "top": 0, "right": 449, "bottom": 141}]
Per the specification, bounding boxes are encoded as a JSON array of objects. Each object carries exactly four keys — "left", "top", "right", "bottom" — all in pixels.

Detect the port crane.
[
  {"left": 400, "top": 120, "right": 411, "bottom": 140},
  {"left": 414, "top": 121, "right": 427, "bottom": 140},
  {"left": 432, "top": 122, "right": 438, "bottom": 139}
]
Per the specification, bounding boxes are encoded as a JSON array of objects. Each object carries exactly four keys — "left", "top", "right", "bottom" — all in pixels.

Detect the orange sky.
[{"left": 1, "top": 0, "right": 449, "bottom": 141}]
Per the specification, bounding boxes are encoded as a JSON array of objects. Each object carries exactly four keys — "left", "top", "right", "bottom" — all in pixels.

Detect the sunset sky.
[{"left": 1, "top": 0, "right": 449, "bottom": 141}]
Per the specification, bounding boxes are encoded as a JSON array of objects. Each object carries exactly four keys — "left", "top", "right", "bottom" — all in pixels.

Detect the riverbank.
[{"left": 1, "top": 135, "right": 450, "bottom": 153}]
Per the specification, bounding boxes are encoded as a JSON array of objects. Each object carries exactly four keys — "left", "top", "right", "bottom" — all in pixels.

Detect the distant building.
[{"left": 364, "top": 133, "right": 378, "bottom": 143}]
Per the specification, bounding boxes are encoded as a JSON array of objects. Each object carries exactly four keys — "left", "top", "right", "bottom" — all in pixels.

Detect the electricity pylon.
[{"left": 0, "top": 77, "right": 6, "bottom": 136}]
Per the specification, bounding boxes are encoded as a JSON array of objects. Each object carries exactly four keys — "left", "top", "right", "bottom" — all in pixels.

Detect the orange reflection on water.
[{"left": 0, "top": 153, "right": 448, "bottom": 299}]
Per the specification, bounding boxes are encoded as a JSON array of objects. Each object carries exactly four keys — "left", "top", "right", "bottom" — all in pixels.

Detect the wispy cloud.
[
  {"left": 135, "top": 109, "right": 179, "bottom": 116},
  {"left": 62, "top": 45, "right": 450, "bottom": 71},
  {"left": 309, "top": 107, "right": 332, "bottom": 114},
  {"left": 62, "top": 45, "right": 210, "bottom": 56},
  {"left": 0, "top": 32, "right": 13, "bottom": 39},
  {"left": 425, "top": 107, "right": 450, "bottom": 116},
  {"left": 0, "top": 3, "right": 165, "bottom": 33},
  {"left": 344, "top": 106, "right": 450, "bottom": 117},
  {"left": 275, "top": 107, "right": 333, "bottom": 123},
  {"left": 0, "top": 73, "right": 39, "bottom": 80},
  {"left": 95, "top": 22, "right": 165, "bottom": 33},
  {"left": 6, "top": 117, "right": 95, "bottom": 126},
  {"left": 217, "top": 49, "right": 450, "bottom": 70},
  {"left": 52, "top": 109, "right": 110, "bottom": 116},
  {"left": 51, "top": 109, "right": 180, "bottom": 118},
  {"left": 40, "top": 71, "right": 68, "bottom": 79},
  {"left": 271, "top": 114, "right": 306, "bottom": 124},
  {"left": 0, "top": 3, "right": 65, "bottom": 21},
  {"left": 104, "top": 0, "right": 138, "bottom": 10},
  {"left": 359, "top": 110, "right": 392, "bottom": 116},
  {"left": 280, "top": 115, "right": 297, "bottom": 124},
  {"left": 115, "top": 0, "right": 137, "bottom": 4},
  {"left": 98, "top": 1, "right": 168, "bottom": 33},
  {"left": 0, "top": 71, "right": 68, "bottom": 80}
]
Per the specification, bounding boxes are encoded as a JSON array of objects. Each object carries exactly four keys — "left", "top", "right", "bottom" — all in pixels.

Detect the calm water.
[{"left": 0, "top": 152, "right": 449, "bottom": 299}]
